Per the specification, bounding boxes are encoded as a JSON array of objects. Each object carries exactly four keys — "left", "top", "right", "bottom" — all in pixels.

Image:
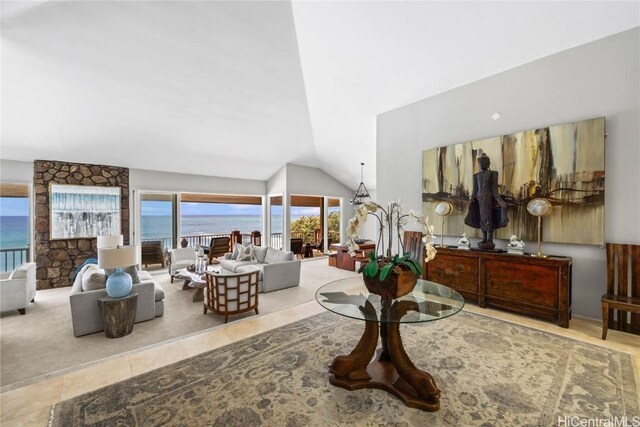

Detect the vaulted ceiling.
[{"left": 2, "top": 1, "right": 638, "bottom": 191}]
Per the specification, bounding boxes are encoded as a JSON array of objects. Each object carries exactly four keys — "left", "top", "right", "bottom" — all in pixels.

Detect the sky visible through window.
[{"left": 0, "top": 197, "right": 29, "bottom": 216}]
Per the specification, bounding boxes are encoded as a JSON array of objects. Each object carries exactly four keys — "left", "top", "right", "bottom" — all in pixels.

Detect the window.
[{"left": 0, "top": 183, "right": 30, "bottom": 272}]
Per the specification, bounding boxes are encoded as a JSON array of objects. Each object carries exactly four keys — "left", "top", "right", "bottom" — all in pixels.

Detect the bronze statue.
[{"left": 464, "top": 153, "right": 508, "bottom": 250}]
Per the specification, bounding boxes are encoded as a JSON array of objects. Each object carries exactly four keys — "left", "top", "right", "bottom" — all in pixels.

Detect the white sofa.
[
  {"left": 219, "top": 246, "right": 301, "bottom": 293},
  {"left": 0, "top": 262, "right": 37, "bottom": 315},
  {"left": 69, "top": 264, "right": 165, "bottom": 337}
]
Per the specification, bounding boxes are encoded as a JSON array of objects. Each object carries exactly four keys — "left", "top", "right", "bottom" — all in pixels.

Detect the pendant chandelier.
[{"left": 350, "top": 162, "right": 371, "bottom": 205}]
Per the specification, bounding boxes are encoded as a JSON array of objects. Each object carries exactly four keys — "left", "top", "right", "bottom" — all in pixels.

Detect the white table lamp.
[
  {"left": 98, "top": 245, "right": 138, "bottom": 298},
  {"left": 97, "top": 235, "right": 123, "bottom": 249}
]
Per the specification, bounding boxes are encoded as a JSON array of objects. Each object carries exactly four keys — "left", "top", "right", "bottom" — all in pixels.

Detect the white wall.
[
  {"left": 130, "top": 168, "right": 266, "bottom": 195},
  {"left": 376, "top": 28, "right": 640, "bottom": 320},
  {"left": 0, "top": 160, "right": 32, "bottom": 183},
  {"left": 266, "top": 165, "right": 287, "bottom": 195}
]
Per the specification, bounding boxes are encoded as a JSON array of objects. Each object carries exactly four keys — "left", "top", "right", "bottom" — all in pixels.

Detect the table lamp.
[
  {"left": 527, "top": 198, "right": 553, "bottom": 258},
  {"left": 434, "top": 201, "right": 453, "bottom": 248},
  {"left": 97, "top": 235, "right": 123, "bottom": 249},
  {"left": 98, "top": 245, "right": 138, "bottom": 298}
]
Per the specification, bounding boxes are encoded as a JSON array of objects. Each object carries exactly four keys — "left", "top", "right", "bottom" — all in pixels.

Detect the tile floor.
[{"left": 0, "top": 301, "right": 637, "bottom": 426}]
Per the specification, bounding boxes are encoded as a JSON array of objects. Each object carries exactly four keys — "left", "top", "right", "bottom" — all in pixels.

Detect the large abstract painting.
[
  {"left": 50, "top": 185, "right": 121, "bottom": 239},
  {"left": 422, "top": 117, "right": 605, "bottom": 245}
]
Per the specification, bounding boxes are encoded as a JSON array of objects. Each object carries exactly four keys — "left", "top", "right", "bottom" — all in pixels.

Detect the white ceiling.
[{"left": 2, "top": 1, "right": 638, "bottom": 191}]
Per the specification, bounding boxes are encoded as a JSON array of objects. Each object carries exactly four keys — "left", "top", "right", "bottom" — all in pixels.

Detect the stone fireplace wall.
[{"left": 33, "top": 160, "right": 129, "bottom": 290}]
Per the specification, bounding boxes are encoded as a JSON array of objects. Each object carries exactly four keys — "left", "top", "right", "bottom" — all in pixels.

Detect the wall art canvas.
[
  {"left": 422, "top": 117, "right": 605, "bottom": 245},
  {"left": 50, "top": 185, "right": 121, "bottom": 239}
]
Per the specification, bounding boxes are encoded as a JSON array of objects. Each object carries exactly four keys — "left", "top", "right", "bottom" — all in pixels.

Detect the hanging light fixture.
[{"left": 350, "top": 162, "right": 371, "bottom": 205}]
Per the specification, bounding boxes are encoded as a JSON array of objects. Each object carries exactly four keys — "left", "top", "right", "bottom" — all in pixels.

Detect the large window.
[
  {"left": 269, "top": 196, "right": 282, "bottom": 250},
  {"left": 0, "top": 183, "right": 30, "bottom": 272},
  {"left": 328, "top": 198, "right": 341, "bottom": 245},
  {"left": 140, "top": 194, "right": 175, "bottom": 250},
  {"left": 180, "top": 193, "right": 262, "bottom": 248}
]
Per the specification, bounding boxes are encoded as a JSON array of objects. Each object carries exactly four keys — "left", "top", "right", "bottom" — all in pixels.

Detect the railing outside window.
[{"left": 0, "top": 247, "right": 29, "bottom": 273}]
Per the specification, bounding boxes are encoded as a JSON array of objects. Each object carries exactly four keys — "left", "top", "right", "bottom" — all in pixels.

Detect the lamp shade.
[
  {"left": 98, "top": 245, "right": 138, "bottom": 269},
  {"left": 97, "top": 235, "right": 123, "bottom": 249}
]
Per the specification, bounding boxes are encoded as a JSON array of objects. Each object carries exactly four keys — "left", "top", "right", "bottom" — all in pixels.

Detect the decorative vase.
[
  {"left": 105, "top": 268, "right": 133, "bottom": 298},
  {"left": 362, "top": 264, "right": 419, "bottom": 300}
]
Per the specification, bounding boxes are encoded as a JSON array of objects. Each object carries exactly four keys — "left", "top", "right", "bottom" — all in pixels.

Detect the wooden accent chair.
[
  {"left": 290, "top": 238, "right": 304, "bottom": 259},
  {"left": 204, "top": 269, "right": 259, "bottom": 323},
  {"left": 403, "top": 231, "right": 424, "bottom": 265},
  {"left": 141, "top": 241, "right": 165, "bottom": 268},
  {"left": 208, "top": 237, "right": 231, "bottom": 263},
  {"left": 601, "top": 243, "right": 640, "bottom": 340}
]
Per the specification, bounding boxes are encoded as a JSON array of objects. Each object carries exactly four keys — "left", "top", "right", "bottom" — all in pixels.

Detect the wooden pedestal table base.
[
  {"left": 97, "top": 293, "right": 138, "bottom": 338},
  {"left": 328, "top": 299, "right": 441, "bottom": 412}
]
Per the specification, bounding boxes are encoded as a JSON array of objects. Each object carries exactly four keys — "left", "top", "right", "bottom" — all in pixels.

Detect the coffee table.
[
  {"left": 315, "top": 276, "right": 464, "bottom": 412},
  {"left": 175, "top": 269, "right": 208, "bottom": 302}
]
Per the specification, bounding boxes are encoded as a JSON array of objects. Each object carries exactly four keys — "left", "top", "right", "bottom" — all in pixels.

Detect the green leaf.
[
  {"left": 364, "top": 260, "right": 379, "bottom": 277},
  {"left": 393, "top": 254, "right": 400, "bottom": 264},
  {"left": 399, "top": 253, "right": 409, "bottom": 262},
  {"left": 405, "top": 259, "right": 423, "bottom": 275},
  {"left": 404, "top": 260, "right": 419, "bottom": 275},
  {"left": 380, "top": 264, "right": 393, "bottom": 281},
  {"left": 369, "top": 251, "right": 376, "bottom": 261}
]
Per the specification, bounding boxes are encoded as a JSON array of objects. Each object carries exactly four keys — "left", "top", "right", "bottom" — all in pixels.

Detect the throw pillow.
[
  {"left": 82, "top": 271, "right": 106, "bottom": 291},
  {"left": 8, "top": 264, "right": 28, "bottom": 280},
  {"left": 236, "top": 244, "right": 256, "bottom": 262},
  {"left": 231, "top": 244, "right": 242, "bottom": 260},
  {"left": 252, "top": 246, "right": 268, "bottom": 263}
]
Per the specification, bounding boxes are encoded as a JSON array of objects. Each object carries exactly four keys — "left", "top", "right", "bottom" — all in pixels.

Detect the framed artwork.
[
  {"left": 50, "top": 184, "right": 121, "bottom": 239},
  {"left": 422, "top": 117, "right": 605, "bottom": 245}
]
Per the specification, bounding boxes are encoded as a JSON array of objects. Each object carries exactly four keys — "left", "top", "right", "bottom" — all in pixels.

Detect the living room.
[{"left": 1, "top": 1, "right": 639, "bottom": 426}]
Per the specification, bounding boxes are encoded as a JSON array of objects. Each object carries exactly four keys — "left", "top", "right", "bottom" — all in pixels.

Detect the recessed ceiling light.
[{"left": 491, "top": 112, "right": 501, "bottom": 121}]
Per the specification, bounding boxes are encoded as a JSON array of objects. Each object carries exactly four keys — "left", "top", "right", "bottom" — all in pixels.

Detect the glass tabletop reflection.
[{"left": 315, "top": 276, "right": 465, "bottom": 323}]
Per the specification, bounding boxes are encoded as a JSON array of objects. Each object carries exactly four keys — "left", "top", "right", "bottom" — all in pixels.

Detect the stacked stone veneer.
[{"left": 33, "top": 160, "right": 129, "bottom": 290}]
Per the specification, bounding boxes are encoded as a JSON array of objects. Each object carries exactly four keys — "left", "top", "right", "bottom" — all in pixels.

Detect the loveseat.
[
  {"left": 69, "top": 263, "right": 165, "bottom": 337},
  {"left": 219, "top": 245, "right": 300, "bottom": 293}
]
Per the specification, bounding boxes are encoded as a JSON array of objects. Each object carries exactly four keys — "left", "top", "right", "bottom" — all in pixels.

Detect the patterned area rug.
[{"left": 51, "top": 311, "right": 638, "bottom": 426}]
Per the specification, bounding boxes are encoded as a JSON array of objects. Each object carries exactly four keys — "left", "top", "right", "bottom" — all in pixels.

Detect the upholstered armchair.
[
  {"left": 0, "top": 262, "right": 37, "bottom": 315},
  {"left": 168, "top": 247, "right": 197, "bottom": 283},
  {"left": 204, "top": 267, "right": 260, "bottom": 323}
]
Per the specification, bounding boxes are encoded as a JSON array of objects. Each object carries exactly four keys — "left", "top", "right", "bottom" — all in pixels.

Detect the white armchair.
[
  {"left": 168, "top": 248, "right": 197, "bottom": 283},
  {"left": 1, "top": 262, "right": 37, "bottom": 315}
]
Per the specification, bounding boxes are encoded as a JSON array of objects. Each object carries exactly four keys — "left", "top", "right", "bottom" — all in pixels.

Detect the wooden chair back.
[
  {"left": 290, "top": 238, "right": 304, "bottom": 258},
  {"left": 208, "top": 237, "right": 231, "bottom": 263},
  {"left": 604, "top": 243, "right": 640, "bottom": 334},
  {"left": 403, "top": 231, "right": 423, "bottom": 264}
]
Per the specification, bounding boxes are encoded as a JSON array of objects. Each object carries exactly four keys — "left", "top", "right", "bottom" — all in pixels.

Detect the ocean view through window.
[{"left": 0, "top": 195, "right": 30, "bottom": 272}]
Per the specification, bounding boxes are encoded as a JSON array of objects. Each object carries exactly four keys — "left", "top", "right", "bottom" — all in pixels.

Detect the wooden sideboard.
[{"left": 423, "top": 247, "right": 572, "bottom": 327}]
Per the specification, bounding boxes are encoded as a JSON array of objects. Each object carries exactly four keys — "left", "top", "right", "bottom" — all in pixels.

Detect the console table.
[
  {"left": 423, "top": 248, "right": 572, "bottom": 327},
  {"left": 330, "top": 242, "right": 375, "bottom": 271}
]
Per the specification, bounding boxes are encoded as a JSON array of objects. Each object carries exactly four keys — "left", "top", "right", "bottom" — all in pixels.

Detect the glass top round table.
[
  {"left": 315, "top": 276, "right": 465, "bottom": 412},
  {"left": 315, "top": 276, "right": 465, "bottom": 324}
]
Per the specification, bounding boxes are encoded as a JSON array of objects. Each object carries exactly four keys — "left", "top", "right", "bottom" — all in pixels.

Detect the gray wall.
[{"left": 376, "top": 28, "right": 640, "bottom": 320}]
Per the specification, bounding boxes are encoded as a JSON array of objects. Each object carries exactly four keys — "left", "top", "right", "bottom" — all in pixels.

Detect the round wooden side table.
[{"left": 97, "top": 293, "right": 138, "bottom": 338}]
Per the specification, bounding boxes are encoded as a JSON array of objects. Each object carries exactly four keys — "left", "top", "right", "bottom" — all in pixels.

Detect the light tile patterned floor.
[{"left": 0, "top": 300, "right": 637, "bottom": 426}]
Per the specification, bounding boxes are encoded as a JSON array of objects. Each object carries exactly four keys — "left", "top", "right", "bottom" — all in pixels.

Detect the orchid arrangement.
[{"left": 346, "top": 200, "right": 436, "bottom": 279}]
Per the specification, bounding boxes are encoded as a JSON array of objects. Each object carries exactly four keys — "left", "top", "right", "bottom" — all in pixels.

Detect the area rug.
[{"left": 51, "top": 311, "right": 639, "bottom": 426}]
